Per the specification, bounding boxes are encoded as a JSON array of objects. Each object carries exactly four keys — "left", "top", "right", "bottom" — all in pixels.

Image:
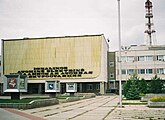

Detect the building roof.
[
  {"left": 2, "top": 34, "right": 104, "bottom": 41},
  {"left": 122, "top": 45, "right": 165, "bottom": 51}
]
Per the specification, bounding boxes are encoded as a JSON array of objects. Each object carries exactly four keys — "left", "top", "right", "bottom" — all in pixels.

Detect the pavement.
[
  {"left": 21, "top": 95, "right": 119, "bottom": 120},
  {"left": 1, "top": 95, "right": 165, "bottom": 120},
  {"left": 105, "top": 105, "right": 165, "bottom": 120}
]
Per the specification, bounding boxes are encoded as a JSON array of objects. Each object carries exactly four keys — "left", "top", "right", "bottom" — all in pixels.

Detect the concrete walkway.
[
  {"left": 2, "top": 95, "right": 165, "bottom": 120},
  {"left": 105, "top": 105, "right": 165, "bottom": 120},
  {"left": 22, "top": 95, "right": 119, "bottom": 120}
]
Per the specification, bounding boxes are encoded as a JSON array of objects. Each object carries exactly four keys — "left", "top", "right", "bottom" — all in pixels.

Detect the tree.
[
  {"left": 123, "top": 74, "right": 141, "bottom": 100},
  {"left": 123, "top": 79, "right": 132, "bottom": 97},
  {"left": 148, "top": 75, "right": 164, "bottom": 93},
  {"left": 138, "top": 78, "right": 147, "bottom": 94},
  {"left": 125, "top": 80, "right": 140, "bottom": 100}
]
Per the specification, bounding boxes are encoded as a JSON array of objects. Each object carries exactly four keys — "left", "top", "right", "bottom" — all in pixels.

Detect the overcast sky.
[{"left": 0, "top": 0, "right": 164, "bottom": 53}]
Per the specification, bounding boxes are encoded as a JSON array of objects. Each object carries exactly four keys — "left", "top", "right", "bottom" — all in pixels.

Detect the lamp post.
[{"left": 117, "top": 0, "right": 122, "bottom": 108}]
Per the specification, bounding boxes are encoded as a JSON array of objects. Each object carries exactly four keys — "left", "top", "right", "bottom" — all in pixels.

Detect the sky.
[{"left": 0, "top": 0, "right": 165, "bottom": 53}]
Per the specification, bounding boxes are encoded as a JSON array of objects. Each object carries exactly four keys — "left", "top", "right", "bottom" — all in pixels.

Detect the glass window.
[
  {"left": 121, "top": 69, "right": 126, "bottom": 74},
  {"left": 157, "top": 68, "right": 164, "bottom": 74},
  {"left": 127, "top": 56, "right": 134, "bottom": 62},
  {"left": 138, "top": 69, "right": 145, "bottom": 74},
  {"left": 157, "top": 55, "right": 165, "bottom": 61},
  {"left": 127, "top": 69, "right": 134, "bottom": 75},
  {"left": 96, "top": 84, "right": 100, "bottom": 90},
  {"left": 109, "top": 62, "right": 114, "bottom": 67},
  {"left": 121, "top": 56, "right": 126, "bottom": 62},
  {"left": 138, "top": 56, "right": 145, "bottom": 61},
  {"left": 146, "top": 69, "right": 153, "bottom": 74},
  {"left": 87, "top": 84, "right": 93, "bottom": 90},
  {"left": 146, "top": 56, "right": 154, "bottom": 61}
]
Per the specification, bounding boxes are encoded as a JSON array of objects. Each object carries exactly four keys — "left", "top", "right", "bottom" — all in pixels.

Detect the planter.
[
  {"left": 148, "top": 100, "right": 165, "bottom": 108},
  {"left": 141, "top": 94, "right": 165, "bottom": 102},
  {"left": 0, "top": 98, "right": 59, "bottom": 109}
]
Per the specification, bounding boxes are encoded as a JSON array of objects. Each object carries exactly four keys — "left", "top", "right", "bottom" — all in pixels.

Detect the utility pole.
[{"left": 117, "top": 0, "right": 122, "bottom": 108}]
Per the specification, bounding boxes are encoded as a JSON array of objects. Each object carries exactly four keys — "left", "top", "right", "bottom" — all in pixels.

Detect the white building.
[{"left": 108, "top": 45, "right": 165, "bottom": 91}]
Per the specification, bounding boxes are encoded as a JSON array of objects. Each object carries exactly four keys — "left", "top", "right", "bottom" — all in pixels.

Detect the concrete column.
[
  {"left": 114, "top": 81, "right": 116, "bottom": 88},
  {"left": 80, "top": 83, "right": 82, "bottom": 92},
  {"left": 100, "top": 82, "right": 105, "bottom": 95},
  {"left": 38, "top": 84, "right": 42, "bottom": 94},
  {"left": 11, "top": 92, "right": 20, "bottom": 100}
]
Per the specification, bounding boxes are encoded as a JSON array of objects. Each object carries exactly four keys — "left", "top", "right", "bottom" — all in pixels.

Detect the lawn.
[{"left": 0, "top": 97, "right": 50, "bottom": 103}]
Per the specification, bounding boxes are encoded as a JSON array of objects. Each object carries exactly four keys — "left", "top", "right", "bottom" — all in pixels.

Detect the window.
[
  {"left": 121, "top": 56, "right": 134, "bottom": 62},
  {"left": 87, "top": 84, "right": 93, "bottom": 90},
  {"left": 96, "top": 84, "right": 100, "bottom": 90},
  {"left": 121, "top": 56, "right": 126, "bottom": 62},
  {"left": 138, "top": 56, "right": 145, "bottom": 61},
  {"left": 157, "top": 55, "right": 165, "bottom": 61},
  {"left": 138, "top": 69, "right": 145, "bottom": 74},
  {"left": 110, "top": 73, "right": 114, "bottom": 78},
  {"left": 127, "top": 56, "right": 134, "bottom": 62},
  {"left": 157, "top": 68, "right": 164, "bottom": 74},
  {"left": 146, "top": 69, "right": 153, "bottom": 74},
  {"left": 121, "top": 69, "right": 126, "bottom": 74},
  {"left": 109, "top": 62, "right": 114, "bottom": 67},
  {"left": 127, "top": 69, "right": 134, "bottom": 75},
  {"left": 146, "top": 56, "right": 154, "bottom": 61}
]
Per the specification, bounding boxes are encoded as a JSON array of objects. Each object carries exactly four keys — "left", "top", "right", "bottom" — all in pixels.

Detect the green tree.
[
  {"left": 138, "top": 78, "right": 147, "bottom": 94},
  {"left": 123, "top": 79, "right": 132, "bottom": 97},
  {"left": 123, "top": 74, "right": 141, "bottom": 100},
  {"left": 148, "top": 75, "right": 163, "bottom": 93},
  {"left": 125, "top": 80, "right": 140, "bottom": 100}
]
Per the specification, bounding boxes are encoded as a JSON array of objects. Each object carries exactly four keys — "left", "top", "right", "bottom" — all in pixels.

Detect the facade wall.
[
  {"left": 115, "top": 45, "right": 165, "bottom": 81},
  {"left": 0, "top": 56, "right": 2, "bottom": 94},
  {"left": 107, "top": 52, "right": 116, "bottom": 81},
  {"left": 2, "top": 34, "right": 108, "bottom": 93}
]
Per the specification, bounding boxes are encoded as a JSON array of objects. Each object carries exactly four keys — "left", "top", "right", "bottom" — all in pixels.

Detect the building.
[
  {"left": 108, "top": 45, "right": 165, "bottom": 91},
  {"left": 0, "top": 56, "right": 2, "bottom": 94},
  {"left": 1, "top": 34, "right": 108, "bottom": 94}
]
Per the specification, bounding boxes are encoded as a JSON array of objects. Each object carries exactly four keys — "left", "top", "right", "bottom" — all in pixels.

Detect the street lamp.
[{"left": 117, "top": 0, "right": 122, "bottom": 108}]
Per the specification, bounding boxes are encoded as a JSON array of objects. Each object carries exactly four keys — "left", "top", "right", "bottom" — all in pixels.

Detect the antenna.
[{"left": 144, "top": 0, "right": 156, "bottom": 46}]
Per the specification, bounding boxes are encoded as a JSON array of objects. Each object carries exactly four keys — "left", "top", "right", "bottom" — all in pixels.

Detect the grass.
[
  {"left": 0, "top": 97, "right": 50, "bottom": 103},
  {"left": 122, "top": 102, "right": 147, "bottom": 105},
  {"left": 150, "top": 96, "right": 165, "bottom": 102},
  {"left": 122, "top": 100, "right": 147, "bottom": 105},
  {"left": 56, "top": 96, "right": 70, "bottom": 99}
]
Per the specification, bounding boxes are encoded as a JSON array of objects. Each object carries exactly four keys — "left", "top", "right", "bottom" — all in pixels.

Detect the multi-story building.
[
  {"left": 108, "top": 45, "right": 165, "bottom": 91},
  {"left": 1, "top": 34, "right": 108, "bottom": 94},
  {"left": 0, "top": 56, "right": 2, "bottom": 94}
]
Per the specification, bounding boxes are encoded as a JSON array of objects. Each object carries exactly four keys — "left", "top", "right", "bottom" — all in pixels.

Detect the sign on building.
[
  {"left": 66, "top": 83, "right": 77, "bottom": 93},
  {"left": 3, "top": 74, "right": 28, "bottom": 93},
  {"left": 45, "top": 80, "right": 60, "bottom": 93}
]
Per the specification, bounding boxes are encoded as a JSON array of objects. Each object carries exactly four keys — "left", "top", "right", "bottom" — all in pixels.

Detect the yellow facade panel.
[{"left": 3, "top": 35, "right": 102, "bottom": 80}]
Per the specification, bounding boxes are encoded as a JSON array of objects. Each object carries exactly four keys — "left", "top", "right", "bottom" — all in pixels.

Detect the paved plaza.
[
  {"left": 1, "top": 95, "right": 165, "bottom": 120},
  {"left": 21, "top": 95, "right": 165, "bottom": 120},
  {"left": 22, "top": 95, "right": 118, "bottom": 120},
  {"left": 105, "top": 105, "right": 165, "bottom": 120}
]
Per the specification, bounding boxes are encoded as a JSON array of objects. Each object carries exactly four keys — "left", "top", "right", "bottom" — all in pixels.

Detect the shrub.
[
  {"left": 150, "top": 96, "right": 165, "bottom": 102},
  {"left": 123, "top": 74, "right": 141, "bottom": 100},
  {"left": 138, "top": 78, "right": 147, "bottom": 94},
  {"left": 125, "top": 81, "right": 140, "bottom": 100},
  {"left": 148, "top": 75, "right": 164, "bottom": 93}
]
